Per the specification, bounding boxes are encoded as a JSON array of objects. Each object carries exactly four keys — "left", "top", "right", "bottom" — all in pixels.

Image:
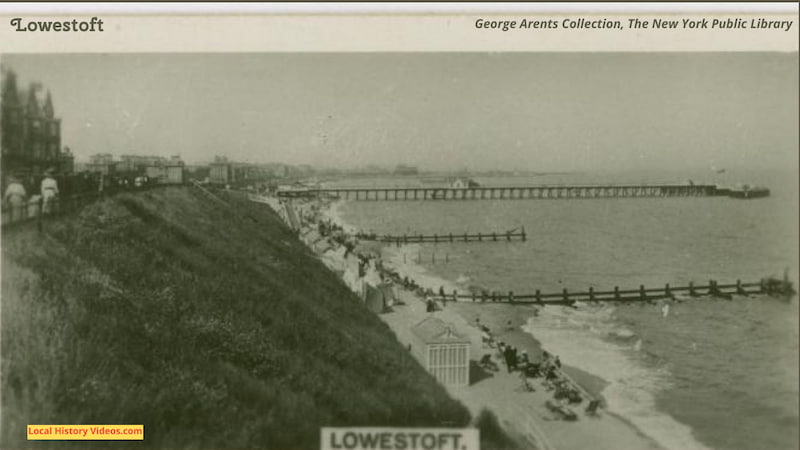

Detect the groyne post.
[
  {"left": 521, "top": 226, "right": 527, "bottom": 242},
  {"left": 736, "top": 279, "right": 746, "bottom": 295}
]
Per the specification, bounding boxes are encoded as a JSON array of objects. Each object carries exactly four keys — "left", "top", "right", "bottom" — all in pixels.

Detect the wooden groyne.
[
  {"left": 430, "top": 279, "right": 793, "bottom": 305},
  {"left": 279, "top": 183, "right": 721, "bottom": 201},
  {"left": 357, "top": 228, "right": 526, "bottom": 243}
]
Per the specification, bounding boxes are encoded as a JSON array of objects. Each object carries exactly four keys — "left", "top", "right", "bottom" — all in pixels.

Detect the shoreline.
[
  {"left": 308, "top": 197, "right": 670, "bottom": 450},
  {"left": 262, "top": 195, "right": 674, "bottom": 450}
]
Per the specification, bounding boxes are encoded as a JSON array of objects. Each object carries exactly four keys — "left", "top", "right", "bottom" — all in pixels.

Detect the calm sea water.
[{"left": 332, "top": 169, "right": 799, "bottom": 450}]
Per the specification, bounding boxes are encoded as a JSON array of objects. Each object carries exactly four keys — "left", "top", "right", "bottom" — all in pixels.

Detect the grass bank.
[{"left": 1, "top": 187, "right": 485, "bottom": 448}]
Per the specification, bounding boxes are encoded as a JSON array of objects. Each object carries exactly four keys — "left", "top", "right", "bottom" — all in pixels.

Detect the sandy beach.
[
  {"left": 274, "top": 196, "right": 666, "bottom": 450},
  {"left": 381, "top": 288, "right": 665, "bottom": 450}
]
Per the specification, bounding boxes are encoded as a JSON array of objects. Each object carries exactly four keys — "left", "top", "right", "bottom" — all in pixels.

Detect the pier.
[
  {"left": 357, "top": 228, "right": 526, "bottom": 243},
  {"left": 429, "top": 279, "right": 792, "bottom": 305},
  {"left": 281, "top": 183, "right": 721, "bottom": 200}
]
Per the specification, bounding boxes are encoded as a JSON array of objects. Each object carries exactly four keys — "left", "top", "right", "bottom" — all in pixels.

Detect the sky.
[{"left": 1, "top": 52, "right": 797, "bottom": 172}]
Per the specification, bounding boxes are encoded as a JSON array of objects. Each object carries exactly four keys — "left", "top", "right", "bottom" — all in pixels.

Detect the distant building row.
[
  {"left": 207, "top": 156, "right": 312, "bottom": 185},
  {"left": 81, "top": 153, "right": 186, "bottom": 184}
]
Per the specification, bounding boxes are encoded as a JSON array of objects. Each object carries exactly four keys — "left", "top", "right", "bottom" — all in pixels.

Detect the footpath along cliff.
[{"left": 1, "top": 186, "right": 518, "bottom": 449}]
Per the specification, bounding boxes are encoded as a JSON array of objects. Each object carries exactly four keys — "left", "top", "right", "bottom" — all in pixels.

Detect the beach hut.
[
  {"left": 411, "top": 316, "right": 470, "bottom": 386},
  {"left": 378, "top": 283, "right": 396, "bottom": 307},
  {"left": 364, "top": 284, "right": 387, "bottom": 314}
]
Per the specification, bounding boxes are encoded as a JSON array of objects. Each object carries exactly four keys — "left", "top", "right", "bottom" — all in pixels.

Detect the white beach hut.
[{"left": 411, "top": 316, "right": 470, "bottom": 386}]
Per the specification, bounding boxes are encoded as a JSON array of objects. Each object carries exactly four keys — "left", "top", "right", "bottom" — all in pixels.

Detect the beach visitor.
[
  {"left": 520, "top": 350, "right": 529, "bottom": 367},
  {"left": 40, "top": 168, "right": 59, "bottom": 214},
  {"left": 426, "top": 297, "right": 436, "bottom": 313},
  {"left": 554, "top": 356, "right": 562, "bottom": 369},
  {"left": 511, "top": 347, "right": 519, "bottom": 371},
  {"left": 439, "top": 286, "right": 445, "bottom": 298},
  {"left": 3, "top": 175, "right": 27, "bottom": 222},
  {"left": 503, "top": 346, "right": 514, "bottom": 373}
]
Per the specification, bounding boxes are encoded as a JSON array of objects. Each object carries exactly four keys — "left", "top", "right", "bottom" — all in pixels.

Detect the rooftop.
[{"left": 411, "top": 316, "right": 469, "bottom": 345}]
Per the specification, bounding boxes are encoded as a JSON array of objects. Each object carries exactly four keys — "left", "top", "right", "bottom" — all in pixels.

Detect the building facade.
[{"left": 1, "top": 68, "right": 69, "bottom": 178}]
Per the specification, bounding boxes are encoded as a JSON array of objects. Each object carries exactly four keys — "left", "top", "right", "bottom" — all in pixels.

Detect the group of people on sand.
[{"left": 480, "top": 327, "right": 584, "bottom": 406}]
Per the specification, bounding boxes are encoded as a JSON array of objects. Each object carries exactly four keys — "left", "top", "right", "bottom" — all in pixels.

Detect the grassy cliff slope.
[{"left": 1, "top": 187, "right": 473, "bottom": 448}]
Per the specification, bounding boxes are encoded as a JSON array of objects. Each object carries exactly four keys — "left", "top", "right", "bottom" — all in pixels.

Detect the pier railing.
[{"left": 280, "top": 183, "right": 722, "bottom": 201}]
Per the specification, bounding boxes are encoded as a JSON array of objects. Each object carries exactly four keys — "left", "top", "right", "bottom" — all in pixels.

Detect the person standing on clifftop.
[
  {"left": 40, "top": 168, "right": 59, "bottom": 214},
  {"left": 3, "top": 175, "right": 27, "bottom": 222}
]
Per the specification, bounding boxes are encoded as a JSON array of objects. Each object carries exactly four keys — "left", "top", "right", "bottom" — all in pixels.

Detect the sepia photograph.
[{"left": 1, "top": 4, "right": 798, "bottom": 450}]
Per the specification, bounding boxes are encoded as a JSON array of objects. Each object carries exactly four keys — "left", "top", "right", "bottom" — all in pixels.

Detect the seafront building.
[{"left": 1, "top": 68, "right": 72, "bottom": 179}]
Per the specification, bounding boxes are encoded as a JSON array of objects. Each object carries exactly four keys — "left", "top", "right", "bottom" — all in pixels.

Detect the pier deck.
[{"left": 281, "top": 184, "right": 721, "bottom": 200}]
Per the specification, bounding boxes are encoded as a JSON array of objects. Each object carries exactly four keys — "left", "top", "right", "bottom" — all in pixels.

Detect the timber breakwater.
[{"left": 431, "top": 278, "right": 794, "bottom": 305}]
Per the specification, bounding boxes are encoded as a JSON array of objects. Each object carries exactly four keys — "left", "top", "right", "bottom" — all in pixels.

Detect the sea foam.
[{"left": 524, "top": 306, "right": 711, "bottom": 450}]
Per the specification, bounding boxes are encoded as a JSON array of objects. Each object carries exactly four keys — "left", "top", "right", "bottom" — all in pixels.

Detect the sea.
[{"left": 327, "top": 168, "right": 799, "bottom": 450}]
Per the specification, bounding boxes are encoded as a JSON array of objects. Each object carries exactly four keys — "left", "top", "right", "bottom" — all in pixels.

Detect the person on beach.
[
  {"left": 439, "top": 286, "right": 445, "bottom": 299},
  {"left": 503, "top": 346, "right": 514, "bottom": 373},
  {"left": 520, "top": 350, "right": 529, "bottom": 367},
  {"left": 426, "top": 297, "right": 436, "bottom": 313}
]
